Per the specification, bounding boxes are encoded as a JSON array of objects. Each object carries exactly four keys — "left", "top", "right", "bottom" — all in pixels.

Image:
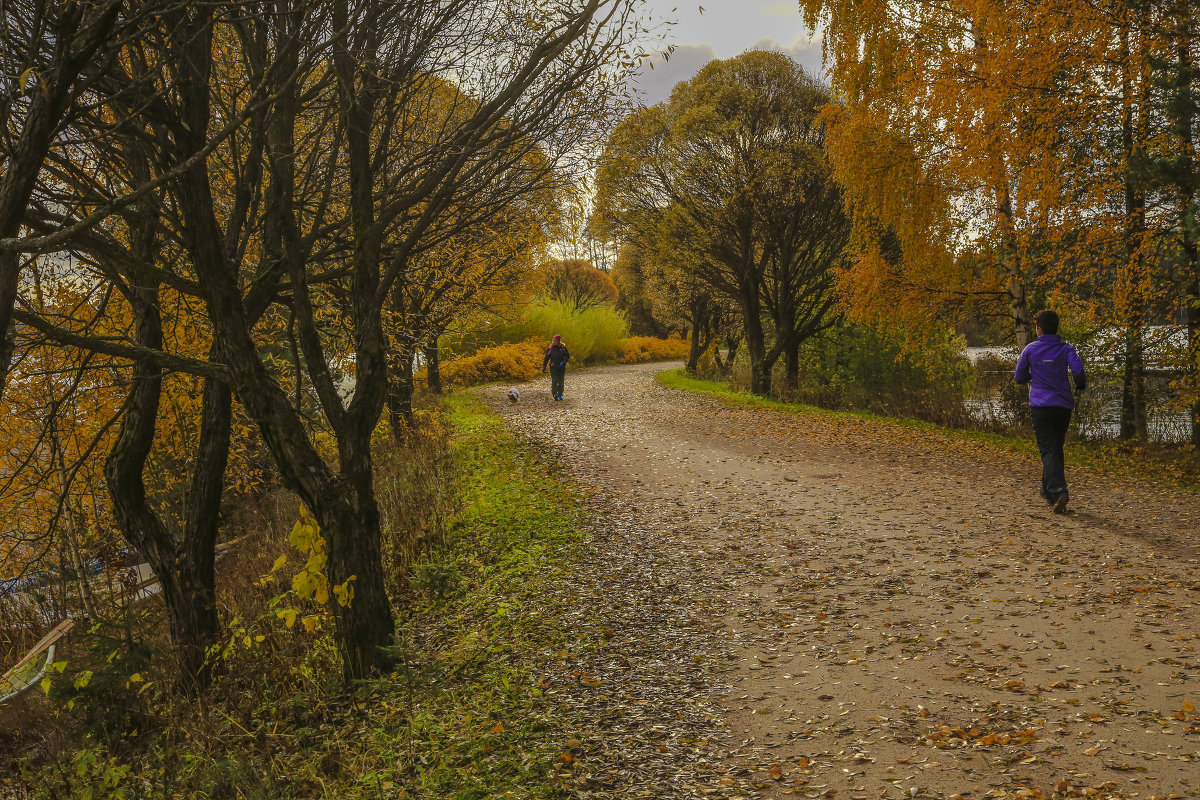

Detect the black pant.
[
  {"left": 1030, "top": 405, "right": 1071, "bottom": 502},
  {"left": 549, "top": 365, "right": 566, "bottom": 398}
]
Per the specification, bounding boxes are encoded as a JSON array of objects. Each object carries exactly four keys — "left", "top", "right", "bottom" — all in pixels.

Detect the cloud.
[
  {"left": 746, "top": 36, "right": 826, "bottom": 81},
  {"left": 629, "top": 43, "right": 718, "bottom": 107},
  {"left": 760, "top": 2, "right": 798, "bottom": 18},
  {"left": 628, "top": 34, "right": 828, "bottom": 109}
]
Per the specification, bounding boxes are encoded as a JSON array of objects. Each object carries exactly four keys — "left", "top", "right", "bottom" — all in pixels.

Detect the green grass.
[
  {"left": 658, "top": 368, "right": 1200, "bottom": 494},
  {"left": 343, "top": 394, "right": 592, "bottom": 799}
]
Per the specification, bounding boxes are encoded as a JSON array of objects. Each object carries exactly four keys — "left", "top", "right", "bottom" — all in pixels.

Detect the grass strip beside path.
[
  {"left": 364, "top": 394, "right": 593, "bottom": 799},
  {"left": 658, "top": 368, "right": 1200, "bottom": 494}
]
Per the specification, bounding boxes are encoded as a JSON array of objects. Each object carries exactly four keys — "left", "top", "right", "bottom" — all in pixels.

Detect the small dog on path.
[{"left": 507, "top": 389, "right": 520, "bottom": 404}]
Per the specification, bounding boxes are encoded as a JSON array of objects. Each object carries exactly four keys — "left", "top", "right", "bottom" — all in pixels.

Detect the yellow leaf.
[
  {"left": 290, "top": 520, "right": 316, "bottom": 553},
  {"left": 334, "top": 577, "right": 356, "bottom": 607},
  {"left": 304, "top": 551, "right": 327, "bottom": 574},
  {"left": 272, "top": 555, "right": 288, "bottom": 572},
  {"left": 1184, "top": 700, "right": 1195, "bottom": 713},
  {"left": 277, "top": 608, "right": 299, "bottom": 628},
  {"left": 40, "top": 677, "right": 51, "bottom": 695},
  {"left": 301, "top": 615, "right": 321, "bottom": 633},
  {"left": 292, "top": 571, "right": 318, "bottom": 600}
]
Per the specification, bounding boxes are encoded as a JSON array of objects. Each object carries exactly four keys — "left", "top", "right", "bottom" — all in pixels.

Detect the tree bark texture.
[
  {"left": 425, "top": 341, "right": 443, "bottom": 395},
  {"left": 104, "top": 288, "right": 223, "bottom": 692}
]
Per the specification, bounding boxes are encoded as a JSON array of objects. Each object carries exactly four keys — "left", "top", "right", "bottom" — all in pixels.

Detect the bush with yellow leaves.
[
  {"left": 439, "top": 341, "right": 544, "bottom": 389},
  {"left": 615, "top": 336, "right": 690, "bottom": 364}
]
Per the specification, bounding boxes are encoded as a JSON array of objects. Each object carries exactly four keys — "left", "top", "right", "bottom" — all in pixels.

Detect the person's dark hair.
[{"left": 1034, "top": 309, "right": 1059, "bottom": 335}]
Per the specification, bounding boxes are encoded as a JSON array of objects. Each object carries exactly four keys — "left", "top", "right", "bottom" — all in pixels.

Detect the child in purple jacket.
[{"left": 1014, "top": 310, "right": 1087, "bottom": 513}]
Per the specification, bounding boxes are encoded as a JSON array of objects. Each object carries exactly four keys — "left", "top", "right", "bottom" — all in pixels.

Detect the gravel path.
[{"left": 487, "top": 363, "right": 1200, "bottom": 800}]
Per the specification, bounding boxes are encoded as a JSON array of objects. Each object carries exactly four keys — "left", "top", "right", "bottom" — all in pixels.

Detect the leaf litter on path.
[{"left": 489, "top": 364, "right": 1200, "bottom": 800}]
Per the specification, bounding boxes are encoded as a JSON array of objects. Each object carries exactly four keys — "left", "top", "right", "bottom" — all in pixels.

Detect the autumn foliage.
[
  {"left": 437, "top": 342, "right": 545, "bottom": 389},
  {"left": 615, "top": 336, "right": 690, "bottom": 364},
  {"left": 802, "top": 0, "right": 1200, "bottom": 445}
]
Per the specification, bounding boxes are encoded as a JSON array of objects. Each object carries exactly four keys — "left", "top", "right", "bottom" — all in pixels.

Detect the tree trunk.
[
  {"left": 318, "top": 468, "right": 394, "bottom": 681},
  {"left": 716, "top": 334, "right": 739, "bottom": 377},
  {"left": 1119, "top": 324, "right": 1148, "bottom": 440},
  {"left": 741, "top": 288, "right": 772, "bottom": 395},
  {"left": 425, "top": 340, "right": 442, "bottom": 395},
  {"left": 178, "top": 373, "right": 232, "bottom": 682},
  {"left": 388, "top": 347, "right": 416, "bottom": 440},
  {"left": 687, "top": 320, "right": 702, "bottom": 375},
  {"left": 105, "top": 338, "right": 221, "bottom": 691},
  {"left": 1118, "top": 19, "right": 1149, "bottom": 442},
  {"left": 99, "top": 123, "right": 228, "bottom": 690},
  {"left": 104, "top": 290, "right": 228, "bottom": 691},
  {"left": 996, "top": 183, "right": 1033, "bottom": 347},
  {"left": 159, "top": 560, "right": 223, "bottom": 689},
  {"left": 1189, "top": 278, "right": 1200, "bottom": 446},
  {"left": 784, "top": 335, "right": 800, "bottom": 390},
  {"left": 1173, "top": 25, "right": 1200, "bottom": 446}
]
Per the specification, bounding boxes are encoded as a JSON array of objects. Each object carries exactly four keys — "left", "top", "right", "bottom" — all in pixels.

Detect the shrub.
[
  {"left": 615, "top": 336, "right": 690, "bottom": 363},
  {"left": 510, "top": 298, "right": 629, "bottom": 362},
  {"left": 762, "top": 323, "right": 975, "bottom": 428},
  {"left": 439, "top": 341, "right": 543, "bottom": 389}
]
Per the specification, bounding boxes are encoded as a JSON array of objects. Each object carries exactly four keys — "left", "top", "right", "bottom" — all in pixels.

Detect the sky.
[{"left": 631, "top": 1, "right": 825, "bottom": 106}]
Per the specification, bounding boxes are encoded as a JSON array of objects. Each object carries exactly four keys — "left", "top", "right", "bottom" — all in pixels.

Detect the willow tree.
[{"left": 595, "top": 51, "right": 847, "bottom": 395}]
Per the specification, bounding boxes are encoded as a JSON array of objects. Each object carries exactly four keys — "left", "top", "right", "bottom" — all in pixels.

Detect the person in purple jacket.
[{"left": 1014, "top": 310, "right": 1087, "bottom": 514}]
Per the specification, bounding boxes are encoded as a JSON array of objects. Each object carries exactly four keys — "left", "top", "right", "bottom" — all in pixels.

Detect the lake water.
[{"left": 962, "top": 347, "right": 1192, "bottom": 443}]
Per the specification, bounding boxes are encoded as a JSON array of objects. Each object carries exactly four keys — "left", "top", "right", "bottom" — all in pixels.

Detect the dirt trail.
[{"left": 489, "top": 363, "right": 1200, "bottom": 800}]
